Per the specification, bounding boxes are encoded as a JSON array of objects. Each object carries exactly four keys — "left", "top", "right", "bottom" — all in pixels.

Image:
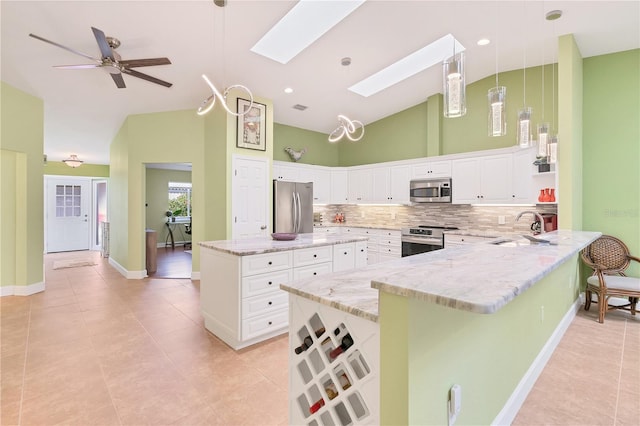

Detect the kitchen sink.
[{"left": 490, "top": 235, "right": 557, "bottom": 247}]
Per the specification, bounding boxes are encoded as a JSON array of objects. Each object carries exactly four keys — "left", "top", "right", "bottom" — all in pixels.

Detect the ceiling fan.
[{"left": 29, "top": 27, "right": 172, "bottom": 88}]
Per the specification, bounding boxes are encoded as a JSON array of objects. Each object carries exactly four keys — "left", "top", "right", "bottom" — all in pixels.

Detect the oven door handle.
[{"left": 401, "top": 236, "right": 443, "bottom": 246}]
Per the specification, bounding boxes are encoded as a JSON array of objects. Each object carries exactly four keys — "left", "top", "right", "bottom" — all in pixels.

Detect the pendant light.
[
  {"left": 328, "top": 115, "right": 364, "bottom": 143},
  {"left": 516, "top": 2, "right": 532, "bottom": 148},
  {"left": 63, "top": 154, "right": 83, "bottom": 168},
  {"left": 196, "top": 1, "right": 253, "bottom": 117},
  {"left": 443, "top": 51, "right": 466, "bottom": 118},
  {"left": 545, "top": 9, "right": 562, "bottom": 164},
  {"left": 488, "top": 21, "right": 506, "bottom": 137}
]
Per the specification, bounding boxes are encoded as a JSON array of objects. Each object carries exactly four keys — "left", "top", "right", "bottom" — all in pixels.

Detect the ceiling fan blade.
[
  {"left": 119, "top": 58, "right": 172, "bottom": 68},
  {"left": 91, "top": 27, "right": 114, "bottom": 60},
  {"left": 110, "top": 73, "right": 126, "bottom": 89},
  {"left": 29, "top": 33, "right": 101, "bottom": 62},
  {"left": 122, "top": 68, "right": 172, "bottom": 88},
  {"left": 53, "top": 64, "right": 102, "bottom": 69}
]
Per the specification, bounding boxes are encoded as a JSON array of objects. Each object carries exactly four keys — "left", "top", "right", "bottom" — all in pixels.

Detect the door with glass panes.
[{"left": 46, "top": 177, "right": 91, "bottom": 252}]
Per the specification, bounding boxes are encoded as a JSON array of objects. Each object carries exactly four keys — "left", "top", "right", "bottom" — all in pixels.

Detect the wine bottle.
[
  {"left": 329, "top": 334, "right": 354, "bottom": 359},
  {"left": 294, "top": 335, "right": 313, "bottom": 354},
  {"left": 309, "top": 398, "right": 325, "bottom": 414},
  {"left": 314, "top": 327, "right": 325, "bottom": 338}
]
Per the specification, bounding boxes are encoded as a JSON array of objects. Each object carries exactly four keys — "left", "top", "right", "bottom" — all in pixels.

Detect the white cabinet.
[
  {"left": 389, "top": 166, "right": 410, "bottom": 204},
  {"left": 411, "top": 160, "right": 452, "bottom": 179},
  {"left": 452, "top": 154, "right": 512, "bottom": 204},
  {"left": 333, "top": 243, "right": 356, "bottom": 272},
  {"left": 273, "top": 163, "right": 300, "bottom": 181},
  {"left": 444, "top": 234, "right": 494, "bottom": 247},
  {"left": 330, "top": 170, "right": 349, "bottom": 204},
  {"left": 355, "top": 241, "right": 368, "bottom": 268},
  {"left": 371, "top": 168, "right": 391, "bottom": 204},
  {"left": 348, "top": 169, "right": 373, "bottom": 203},
  {"left": 511, "top": 148, "right": 535, "bottom": 203},
  {"left": 298, "top": 167, "right": 331, "bottom": 204}
]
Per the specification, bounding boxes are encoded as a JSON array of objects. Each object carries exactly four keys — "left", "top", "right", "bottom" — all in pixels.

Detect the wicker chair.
[{"left": 581, "top": 235, "right": 640, "bottom": 323}]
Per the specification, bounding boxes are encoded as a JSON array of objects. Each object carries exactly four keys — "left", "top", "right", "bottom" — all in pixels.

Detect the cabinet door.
[
  {"left": 430, "top": 160, "right": 452, "bottom": 178},
  {"left": 355, "top": 241, "right": 367, "bottom": 268},
  {"left": 348, "top": 169, "right": 373, "bottom": 203},
  {"left": 511, "top": 148, "right": 534, "bottom": 203},
  {"left": 480, "top": 154, "right": 512, "bottom": 203},
  {"left": 333, "top": 243, "right": 356, "bottom": 272},
  {"left": 299, "top": 167, "right": 330, "bottom": 204},
  {"left": 452, "top": 158, "right": 480, "bottom": 204},
  {"left": 371, "top": 167, "right": 391, "bottom": 203},
  {"left": 389, "top": 165, "right": 410, "bottom": 204},
  {"left": 273, "top": 163, "right": 299, "bottom": 181},
  {"left": 330, "top": 170, "right": 349, "bottom": 204}
]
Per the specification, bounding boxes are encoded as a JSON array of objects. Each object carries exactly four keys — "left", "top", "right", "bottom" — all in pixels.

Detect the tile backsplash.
[{"left": 314, "top": 204, "right": 558, "bottom": 235}]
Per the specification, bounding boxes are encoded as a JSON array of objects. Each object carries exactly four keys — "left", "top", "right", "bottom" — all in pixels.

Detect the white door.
[
  {"left": 232, "top": 156, "right": 269, "bottom": 239},
  {"left": 46, "top": 177, "right": 91, "bottom": 252}
]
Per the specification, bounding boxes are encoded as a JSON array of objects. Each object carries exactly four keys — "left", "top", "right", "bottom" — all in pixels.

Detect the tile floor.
[{"left": 1, "top": 250, "right": 638, "bottom": 425}]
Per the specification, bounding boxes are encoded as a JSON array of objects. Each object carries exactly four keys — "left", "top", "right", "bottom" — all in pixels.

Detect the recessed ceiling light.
[
  {"left": 251, "top": 0, "right": 366, "bottom": 64},
  {"left": 477, "top": 38, "right": 491, "bottom": 46},
  {"left": 284, "top": 87, "right": 294, "bottom": 94},
  {"left": 349, "top": 34, "right": 465, "bottom": 98},
  {"left": 545, "top": 10, "right": 563, "bottom": 21}
]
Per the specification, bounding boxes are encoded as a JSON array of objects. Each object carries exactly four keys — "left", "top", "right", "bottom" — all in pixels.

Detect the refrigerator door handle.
[
  {"left": 295, "top": 192, "right": 302, "bottom": 233},
  {"left": 292, "top": 192, "right": 298, "bottom": 233}
]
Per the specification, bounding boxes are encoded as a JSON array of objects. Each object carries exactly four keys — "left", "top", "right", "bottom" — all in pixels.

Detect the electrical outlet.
[
  {"left": 540, "top": 305, "right": 545, "bottom": 323},
  {"left": 498, "top": 215, "right": 506, "bottom": 225},
  {"left": 448, "top": 384, "right": 462, "bottom": 426},
  {"left": 391, "top": 212, "right": 396, "bottom": 220}
]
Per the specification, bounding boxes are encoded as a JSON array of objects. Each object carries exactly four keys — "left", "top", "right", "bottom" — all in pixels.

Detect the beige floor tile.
[
  {"left": 211, "top": 377, "right": 288, "bottom": 426},
  {"left": 170, "top": 404, "right": 224, "bottom": 425}
]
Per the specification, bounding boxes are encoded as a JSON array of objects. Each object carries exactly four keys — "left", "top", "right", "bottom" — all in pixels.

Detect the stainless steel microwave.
[{"left": 409, "top": 178, "right": 452, "bottom": 203}]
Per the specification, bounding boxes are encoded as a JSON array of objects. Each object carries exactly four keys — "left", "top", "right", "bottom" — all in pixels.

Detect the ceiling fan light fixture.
[{"left": 63, "top": 154, "right": 83, "bottom": 168}]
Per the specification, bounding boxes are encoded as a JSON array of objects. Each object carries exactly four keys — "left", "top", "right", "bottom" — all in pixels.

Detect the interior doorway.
[{"left": 145, "top": 163, "right": 192, "bottom": 279}]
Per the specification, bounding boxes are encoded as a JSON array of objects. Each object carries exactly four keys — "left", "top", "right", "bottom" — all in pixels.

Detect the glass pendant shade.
[
  {"left": 517, "top": 107, "right": 532, "bottom": 148},
  {"left": 488, "top": 86, "right": 507, "bottom": 137},
  {"left": 443, "top": 52, "right": 466, "bottom": 118},
  {"left": 537, "top": 122, "right": 549, "bottom": 157},
  {"left": 548, "top": 135, "right": 558, "bottom": 164}
]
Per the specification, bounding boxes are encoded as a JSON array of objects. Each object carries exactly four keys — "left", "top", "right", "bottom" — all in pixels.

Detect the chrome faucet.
[{"left": 515, "top": 210, "right": 546, "bottom": 233}]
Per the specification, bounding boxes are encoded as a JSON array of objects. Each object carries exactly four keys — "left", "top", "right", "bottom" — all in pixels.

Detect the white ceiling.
[{"left": 2, "top": 1, "right": 638, "bottom": 165}]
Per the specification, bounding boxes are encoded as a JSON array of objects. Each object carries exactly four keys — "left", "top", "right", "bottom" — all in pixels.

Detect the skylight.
[
  {"left": 250, "top": 0, "right": 366, "bottom": 64},
  {"left": 349, "top": 34, "right": 465, "bottom": 97}
]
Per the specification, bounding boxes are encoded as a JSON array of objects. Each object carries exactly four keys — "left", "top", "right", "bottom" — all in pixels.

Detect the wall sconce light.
[
  {"left": 328, "top": 115, "right": 364, "bottom": 143},
  {"left": 63, "top": 154, "right": 83, "bottom": 168},
  {"left": 443, "top": 52, "right": 466, "bottom": 118}
]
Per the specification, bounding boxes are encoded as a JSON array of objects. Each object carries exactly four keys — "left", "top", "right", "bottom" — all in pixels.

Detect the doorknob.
[{"left": 260, "top": 225, "right": 267, "bottom": 230}]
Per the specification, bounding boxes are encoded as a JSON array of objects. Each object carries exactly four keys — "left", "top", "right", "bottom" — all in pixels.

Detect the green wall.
[
  {"left": 273, "top": 123, "right": 339, "bottom": 166},
  {"left": 0, "top": 82, "right": 44, "bottom": 290},
  {"left": 145, "top": 168, "right": 192, "bottom": 245},
  {"left": 380, "top": 255, "right": 581, "bottom": 424},
  {"left": 44, "top": 161, "right": 109, "bottom": 177},
  {"left": 583, "top": 48, "right": 640, "bottom": 276},
  {"left": 108, "top": 117, "right": 130, "bottom": 272}
]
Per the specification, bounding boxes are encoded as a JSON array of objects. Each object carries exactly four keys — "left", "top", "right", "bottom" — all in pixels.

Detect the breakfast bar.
[{"left": 280, "top": 230, "right": 600, "bottom": 425}]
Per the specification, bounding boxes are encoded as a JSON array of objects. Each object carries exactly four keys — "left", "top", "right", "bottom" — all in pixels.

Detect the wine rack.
[{"left": 289, "top": 294, "right": 379, "bottom": 425}]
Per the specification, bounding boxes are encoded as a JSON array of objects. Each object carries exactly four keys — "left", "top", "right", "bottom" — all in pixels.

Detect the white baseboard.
[
  {"left": 191, "top": 271, "right": 200, "bottom": 281},
  {"left": 492, "top": 297, "right": 582, "bottom": 426},
  {"left": 1, "top": 281, "right": 45, "bottom": 297},
  {"left": 156, "top": 241, "right": 191, "bottom": 248},
  {"left": 108, "top": 257, "right": 146, "bottom": 280}
]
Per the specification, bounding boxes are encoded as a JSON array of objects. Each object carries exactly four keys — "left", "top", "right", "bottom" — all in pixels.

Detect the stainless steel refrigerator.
[{"left": 273, "top": 180, "right": 313, "bottom": 233}]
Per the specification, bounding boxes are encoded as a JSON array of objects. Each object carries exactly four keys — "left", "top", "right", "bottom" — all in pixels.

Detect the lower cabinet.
[
  {"left": 444, "top": 234, "right": 495, "bottom": 247},
  {"left": 201, "top": 242, "right": 365, "bottom": 350},
  {"left": 289, "top": 294, "right": 379, "bottom": 425}
]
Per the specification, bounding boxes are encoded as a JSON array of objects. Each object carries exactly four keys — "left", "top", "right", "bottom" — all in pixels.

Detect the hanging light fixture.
[
  {"left": 196, "top": 1, "right": 253, "bottom": 117},
  {"left": 516, "top": 3, "right": 532, "bottom": 148},
  {"left": 488, "top": 19, "right": 506, "bottom": 137},
  {"left": 443, "top": 51, "right": 466, "bottom": 118},
  {"left": 545, "top": 9, "right": 562, "bottom": 164},
  {"left": 63, "top": 154, "right": 83, "bottom": 168},
  {"left": 328, "top": 115, "right": 364, "bottom": 143}
]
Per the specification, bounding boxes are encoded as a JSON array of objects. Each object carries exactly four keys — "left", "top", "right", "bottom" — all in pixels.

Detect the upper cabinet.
[
  {"left": 452, "top": 154, "right": 512, "bottom": 204},
  {"left": 348, "top": 168, "right": 373, "bottom": 203},
  {"left": 298, "top": 167, "right": 330, "bottom": 204},
  {"left": 411, "top": 160, "right": 452, "bottom": 179},
  {"left": 330, "top": 170, "right": 349, "bottom": 204},
  {"left": 273, "top": 163, "right": 299, "bottom": 182}
]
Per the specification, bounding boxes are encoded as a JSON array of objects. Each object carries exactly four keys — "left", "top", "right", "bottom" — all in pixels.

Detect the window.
[
  {"left": 55, "top": 184, "right": 81, "bottom": 217},
  {"left": 168, "top": 182, "right": 192, "bottom": 218}
]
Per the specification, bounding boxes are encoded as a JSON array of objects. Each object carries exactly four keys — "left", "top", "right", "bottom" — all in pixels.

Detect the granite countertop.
[
  {"left": 443, "top": 229, "right": 502, "bottom": 238},
  {"left": 280, "top": 230, "right": 601, "bottom": 322},
  {"left": 199, "top": 233, "right": 369, "bottom": 256},
  {"left": 313, "top": 224, "right": 402, "bottom": 231}
]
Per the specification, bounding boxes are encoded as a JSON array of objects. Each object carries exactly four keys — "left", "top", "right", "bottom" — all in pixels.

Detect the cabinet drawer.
[
  {"left": 377, "top": 246, "right": 401, "bottom": 256},
  {"left": 376, "top": 229, "right": 401, "bottom": 238},
  {"left": 377, "top": 237, "right": 401, "bottom": 247},
  {"left": 241, "top": 309, "right": 288, "bottom": 340},
  {"left": 444, "top": 234, "right": 493, "bottom": 246},
  {"left": 293, "top": 262, "right": 333, "bottom": 280},
  {"left": 293, "top": 245, "right": 333, "bottom": 267},
  {"left": 242, "top": 270, "right": 293, "bottom": 298},
  {"left": 242, "top": 251, "right": 292, "bottom": 277},
  {"left": 242, "top": 291, "right": 289, "bottom": 319}
]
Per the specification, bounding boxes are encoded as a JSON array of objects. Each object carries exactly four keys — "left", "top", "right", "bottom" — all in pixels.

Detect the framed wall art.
[{"left": 236, "top": 98, "right": 267, "bottom": 151}]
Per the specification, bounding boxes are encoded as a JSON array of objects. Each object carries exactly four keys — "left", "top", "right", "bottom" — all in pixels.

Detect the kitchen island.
[
  {"left": 280, "top": 230, "right": 600, "bottom": 425},
  {"left": 199, "top": 233, "right": 368, "bottom": 350}
]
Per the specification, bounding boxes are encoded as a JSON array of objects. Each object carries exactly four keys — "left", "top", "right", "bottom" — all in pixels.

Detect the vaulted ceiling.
[{"left": 2, "top": 1, "right": 638, "bottom": 165}]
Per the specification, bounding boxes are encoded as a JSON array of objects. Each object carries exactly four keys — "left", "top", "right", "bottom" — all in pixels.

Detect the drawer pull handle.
[
  {"left": 313, "top": 254, "right": 317, "bottom": 258},
  {"left": 268, "top": 261, "right": 272, "bottom": 265},
  {"left": 313, "top": 272, "right": 317, "bottom": 275},
  {"left": 344, "top": 252, "right": 347, "bottom": 255},
  {"left": 268, "top": 281, "right": 272, "bottom": 285},
  {"left": 268, "top": 321, "right": 272, "bottom": 325},
  {"left": 360, "top": 249, "right": 364, "bottom": 252},
  {"left": 268, "top": 301, "right": 272, "bottom": 305}
]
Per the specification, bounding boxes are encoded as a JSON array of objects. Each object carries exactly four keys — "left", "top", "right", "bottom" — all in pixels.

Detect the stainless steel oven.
[{"left": 401, "top": 226, "right": 459, "bottom": 257}]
